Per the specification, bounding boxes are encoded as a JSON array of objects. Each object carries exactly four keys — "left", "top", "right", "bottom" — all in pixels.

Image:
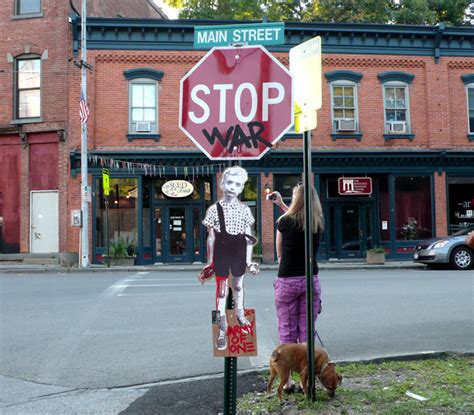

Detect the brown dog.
[{"left": 267, "top": 343, "right": 342, "bottom": 400}]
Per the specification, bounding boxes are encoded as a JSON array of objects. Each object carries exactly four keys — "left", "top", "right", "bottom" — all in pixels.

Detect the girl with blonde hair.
[{"left": 270, "top": 182, "right": 324, "bottom": 343}]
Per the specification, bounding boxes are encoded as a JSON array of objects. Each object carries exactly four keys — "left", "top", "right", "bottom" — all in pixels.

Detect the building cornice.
[{"left": 71, "top": 18, "right": 474, "bottom": 60}]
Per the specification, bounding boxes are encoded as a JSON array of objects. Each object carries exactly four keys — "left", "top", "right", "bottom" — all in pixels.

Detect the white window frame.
[
  {"left": 16, "top": 0, "right": 41, "bottom": 15},
  {"left": 16, "top": 56, "right": 41, "bottom": 119},
  {"left": 128, "top": 78, "right": 159, "bottom": 134},
  {"left": 383, "top": 81, "right": 411, "bottom": 134},
  {"left": 466, "top": 83, "right": 474, "bottom": 134},
  {"left": 330, "top": 80, "right": 359, "bottom": 133}
]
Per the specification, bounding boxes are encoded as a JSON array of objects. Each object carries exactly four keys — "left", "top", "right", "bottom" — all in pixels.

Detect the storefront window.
[
  {"left": 274, "top": 174, "right": 300, "bottom": 199},
  {"left": 395, "top": 176, "right": 432, "bottom": 240},
  {"left": 448, "top": 177, "right": 474, "bottom": 234},
  {"left": 241, "top": 176, "right": 258, "bottom": 235},
  {"left": 142, "top": 179, "right": 151, "bottom": 248},
  {"left": 95, "top": 178, "right": 138, "bottom": 250},
  {"left": 193, "top": 207, "right": 201, "bottom": 257}
]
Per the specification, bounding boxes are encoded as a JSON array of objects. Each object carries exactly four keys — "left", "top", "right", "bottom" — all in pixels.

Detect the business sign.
[
  {"left": 194, "top": 23, "right": 285, "bottom": 48},
  {"left": 102, "top": 168, "right": 110, "bottom": 196},
  {"left": 162, "top": 180, "right": 194, "bottom": 198},
  {"left": 179, "top": 45, "right": 293, "bottom": 160},
  {"left": 338, "top": 177, "right": 372, "bottom": 195}
]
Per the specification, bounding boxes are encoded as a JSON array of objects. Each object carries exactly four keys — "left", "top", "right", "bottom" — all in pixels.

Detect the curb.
[{"left": 0, "top": 263, "right": 425, "bottom": 274}]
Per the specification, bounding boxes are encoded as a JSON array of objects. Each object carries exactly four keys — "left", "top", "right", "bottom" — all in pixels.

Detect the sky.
[{"left": 153, "top": 0, "right": 180, "bottom": 19}]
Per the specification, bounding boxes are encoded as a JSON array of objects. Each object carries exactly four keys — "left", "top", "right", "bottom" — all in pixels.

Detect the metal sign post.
[
  {"left": 80, "top": 0, "right": 89, "bottom": 268},
  {"left": 289, "top": 36, "right": 322, "bottom": 402},
  {"left": 223, "top": 288, "right": 237, "bottom": 415},
  {"left": 303, "top": 129, "right": 315, "bottom": 401}
]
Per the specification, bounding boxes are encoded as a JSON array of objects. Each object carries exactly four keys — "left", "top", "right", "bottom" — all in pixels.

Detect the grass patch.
[{"left": 238, "top": 355, "right": 473, "bottom": 414}]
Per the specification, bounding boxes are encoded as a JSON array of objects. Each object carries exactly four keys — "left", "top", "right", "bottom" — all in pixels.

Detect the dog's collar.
[{"left": 317, "top": 360, "right": 334, "bottom": 380}]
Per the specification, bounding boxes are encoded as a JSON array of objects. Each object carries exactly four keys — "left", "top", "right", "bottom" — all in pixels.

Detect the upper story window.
[
  {"left": 378, "top": 72, "right": 414, "bottom": 135},
  {"left": 325, "top": 71, "right": 363, "bottom": 137},
  {"left": 467, "top": 84, "right": 474, "bottom": 134},
  {"left": 383, "top": 82, "right": 410, "bottom": 133},
  {"left": 16, "top": 57, "right": 41, "bottom": 119},
  {"left": 130, "top": 80, "right": 158, "bottom": 134},
  {"left": 331, "top": 81, "right": 358, "bottom": 133},
  {"left": 16, "top": 0, "right": 41, "bottom": 15},
  {"left": 124, "top": 69, "right": 164, "bottom": 137}
]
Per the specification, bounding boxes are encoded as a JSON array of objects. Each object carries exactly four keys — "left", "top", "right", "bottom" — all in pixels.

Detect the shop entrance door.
[
  {"left": 329, "top": 203, "right": 374, "bottom": 259},
  {"left": 159, "top": 206, "right": 193, "bottom": 263}
]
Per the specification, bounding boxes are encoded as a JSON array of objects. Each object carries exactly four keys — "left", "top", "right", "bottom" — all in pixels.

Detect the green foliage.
[
  {"left": 368, "top": 246, "right": 386, "bottom": 254},
  {"left": 110, "top": 237, "right": 135, "bottom": 257},
  {"left": 163, "top": 0, "right": 473, "bottom": 25},
  {"left": 252, "top": 241, "right": 262, "bottom": 256},
  {"left": 238, "top": 356, "right": 474, "bottom": 414}
]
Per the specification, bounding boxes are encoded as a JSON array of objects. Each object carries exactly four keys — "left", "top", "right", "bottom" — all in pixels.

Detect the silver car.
[{"left": 413, "top": 226, "right": 474, "bottom": 270}]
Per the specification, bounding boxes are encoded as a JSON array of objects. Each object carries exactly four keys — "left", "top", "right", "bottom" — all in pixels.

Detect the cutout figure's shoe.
[
  {"left": 216, "top": 329, "right": 227, "bottom": 350},
  {"left": 236, "top": 314, "right": 250, "bottom": 326}
]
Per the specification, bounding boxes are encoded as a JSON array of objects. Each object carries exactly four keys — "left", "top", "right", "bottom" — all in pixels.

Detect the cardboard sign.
[{"left": 212, "top": 309, "right": 257, "bottom": 357}]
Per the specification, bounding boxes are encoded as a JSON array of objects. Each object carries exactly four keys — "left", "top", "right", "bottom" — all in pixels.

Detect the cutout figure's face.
[{"left": 222, "top": 174, "right": 245, "bottom": 201}]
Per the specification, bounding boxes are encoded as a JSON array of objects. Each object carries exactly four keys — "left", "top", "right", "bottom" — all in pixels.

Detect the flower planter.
[
  {"left": 366, "top": 251, "right": 385, "bottom": 265},
  {"left": 104, "top": 256, "right": 135, "bottom": 267}
]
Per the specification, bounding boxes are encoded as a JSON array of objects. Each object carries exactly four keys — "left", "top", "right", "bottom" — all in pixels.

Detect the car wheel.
[{"left": 450, "top": 246, "right": 473, "bottom": 270}]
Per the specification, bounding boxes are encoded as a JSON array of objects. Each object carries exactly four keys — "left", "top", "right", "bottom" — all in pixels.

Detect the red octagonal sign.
[{"left": 179, "top": 45, "right": 293, "bottom": 160}]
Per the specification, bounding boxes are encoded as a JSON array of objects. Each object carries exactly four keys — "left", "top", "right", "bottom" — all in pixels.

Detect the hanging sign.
[
  {"left": 102, "top": 168, "right": 110, "bottom": 196},
  {"left": 338, "top": 177, "right": 372, "bottom": 195},
  {"left": 162, "top": 180, "right": 194, "bottom": 198}
]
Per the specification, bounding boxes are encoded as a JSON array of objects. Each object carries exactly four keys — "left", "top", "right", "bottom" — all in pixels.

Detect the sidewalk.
[{"left": 0, "top": 260, "right": 425, "bottom": 273}]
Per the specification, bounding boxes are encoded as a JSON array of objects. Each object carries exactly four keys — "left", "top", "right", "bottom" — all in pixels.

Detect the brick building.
[
  {"left": 0, "top": 0, "right": 165, "bottom": 254},
  {"left": 66, "top": 19, "right": 474, "bottom": 265}
]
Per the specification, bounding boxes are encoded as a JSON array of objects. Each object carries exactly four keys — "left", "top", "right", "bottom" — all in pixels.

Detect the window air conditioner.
[
  {"left": 136, "top": 122, "right": 151, "bottom": 132},
  {"left": 388, "top": 121, "right": 406, "bottom": 133},
  {"left": 336, "top": 119, "right": 356, "bottom": 132}
]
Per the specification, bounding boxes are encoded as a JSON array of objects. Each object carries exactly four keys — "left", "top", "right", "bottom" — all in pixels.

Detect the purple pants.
[{"left": 274, "top": 276, "right": 321, "bottom": 344}]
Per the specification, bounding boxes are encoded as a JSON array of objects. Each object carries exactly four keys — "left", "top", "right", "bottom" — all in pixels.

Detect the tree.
[{"left": 164, "top": 0, "right": 474, "bottom": 25}]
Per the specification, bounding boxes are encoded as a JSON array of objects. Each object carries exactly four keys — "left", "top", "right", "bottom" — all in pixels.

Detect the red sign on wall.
[{"left": 338, "top": 177, "right": 372, "bottom": 195}]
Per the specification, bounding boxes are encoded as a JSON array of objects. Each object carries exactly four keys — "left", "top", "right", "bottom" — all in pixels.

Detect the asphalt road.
[{"left": 0, "top": 268, "right": 472, "bottom": 413}]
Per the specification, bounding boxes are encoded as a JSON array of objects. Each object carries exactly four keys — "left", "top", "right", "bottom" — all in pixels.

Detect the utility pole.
[{"left": 80, "top": 0, "right": 89, "bottom": 267}]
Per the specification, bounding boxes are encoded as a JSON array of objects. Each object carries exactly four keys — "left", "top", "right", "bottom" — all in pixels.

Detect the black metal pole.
[
  {"left": 224, "top": 287, "right": 237, "bottom": 415},
  {"left": 303, "top": 129, "right": 315, "bottom": 401}
]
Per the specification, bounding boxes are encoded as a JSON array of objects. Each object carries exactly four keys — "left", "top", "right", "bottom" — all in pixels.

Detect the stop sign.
[{"left": 179, "top": 45, "right": 293, "bottom": 160}]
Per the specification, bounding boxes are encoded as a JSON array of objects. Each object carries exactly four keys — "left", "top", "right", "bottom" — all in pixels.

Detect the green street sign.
[{"left": 194, "top": 23, "right": 285, "bottom": 49}]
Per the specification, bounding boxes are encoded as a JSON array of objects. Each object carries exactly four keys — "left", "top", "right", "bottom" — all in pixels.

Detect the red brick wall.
[
  {"left": 63, "top": 49, "right": 474, "bottom": 257},
  {"left": 434, "top": 172, "right": 448, "bottom": 237}
]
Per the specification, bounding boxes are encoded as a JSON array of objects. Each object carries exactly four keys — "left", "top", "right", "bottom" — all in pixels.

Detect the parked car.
[{"left": 413, "top": 226, "right": 474, "bottom": 270}]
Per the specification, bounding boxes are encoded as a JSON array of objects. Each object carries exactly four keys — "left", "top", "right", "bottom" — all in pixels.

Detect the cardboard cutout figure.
[{"left": 200, "top": 166, "right": 260, "bottom": 353}]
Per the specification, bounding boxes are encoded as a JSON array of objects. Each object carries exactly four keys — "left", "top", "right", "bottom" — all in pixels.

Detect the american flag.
[{"left": 79, "top": 90, "right": 90, "bottom": 124}]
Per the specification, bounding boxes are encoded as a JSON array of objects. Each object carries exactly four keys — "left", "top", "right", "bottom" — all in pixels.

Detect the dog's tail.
[{"left": 270, "top": 350, "right": 280, "bottom": 362}]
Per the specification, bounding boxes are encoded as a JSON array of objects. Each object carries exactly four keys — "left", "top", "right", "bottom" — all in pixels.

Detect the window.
[
  {"left": 95, "top": 178, "right": 138, "bottom": 249},
  {"left": 383, "top": 83, "right": 410, "bottom": 134},
  {"left": 395, "top": 176, "right": 432, "bottom": 240},
  {"left": 331, "top": 82, "right": 358, "bottom": 133},
  {"left": 16, "top": 0, "right": 41, "bottom": 15},
  {"left": 16, "top": 57, "right": 41, "bottom": 119},
  {"left": 129, "top": 80, "right": 158, "bottom": 134},
  {"left": 378, "top": 72, "right": 414, "bottom": 135},
  {"left": 467, "top": 84, "right": 474, "bottom": 134},
  {"left": 124, "top": 69, "right": 164, "bottom": 138}
]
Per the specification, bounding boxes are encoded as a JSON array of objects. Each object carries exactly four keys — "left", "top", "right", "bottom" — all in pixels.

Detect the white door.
[{"left": 30, "top": 191, "right": 59, "bottom": 253}]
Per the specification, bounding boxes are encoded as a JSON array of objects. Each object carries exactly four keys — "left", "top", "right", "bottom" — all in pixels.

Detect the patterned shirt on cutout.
[{"left": 203, "top": 200, "right": 255, "bottom": 235}]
